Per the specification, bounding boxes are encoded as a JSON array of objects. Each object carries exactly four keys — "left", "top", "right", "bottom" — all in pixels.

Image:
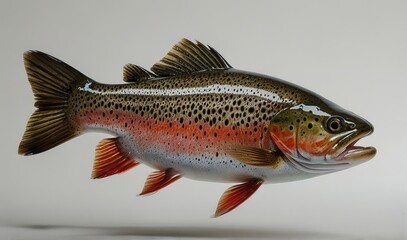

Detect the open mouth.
[
  {"left": 330, "top": 131, "right": 376, "bottom": 161},
  {"left": 286, "top": 130, "right": 376, "bottom": 174},
  {"left": 338, "top": 140, "right": 376, "bottom": 161}
]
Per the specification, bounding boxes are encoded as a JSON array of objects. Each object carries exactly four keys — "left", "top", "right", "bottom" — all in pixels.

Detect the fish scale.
[
  {"left": 19, "top": 38, "right": 376, "bottom": 217},
  {"left": 71, "top": 71, "right": 296, "bottom": 182}
]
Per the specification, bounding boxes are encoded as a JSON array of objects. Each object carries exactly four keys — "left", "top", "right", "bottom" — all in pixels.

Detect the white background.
[{"left": 1, "top": 1, "right": 406, "bottom": 239}]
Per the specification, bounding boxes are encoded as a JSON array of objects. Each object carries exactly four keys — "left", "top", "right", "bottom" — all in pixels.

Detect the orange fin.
[
  {"left": 214, "top": 179, "right": 263, "bottom": 217},
  {"left": 139, "top": 169, "right": 181, "bottom": 196},
  {"left": 92, "top": 138, "right": 139, "bottom": 179}
]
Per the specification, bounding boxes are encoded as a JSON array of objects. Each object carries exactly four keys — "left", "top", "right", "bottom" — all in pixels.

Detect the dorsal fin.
[
  {"left": 123, "top": 64, "right": 157, "bottom": 82},
  {"left": 151, "top": 38, "right": 232, "bottom": 77}
]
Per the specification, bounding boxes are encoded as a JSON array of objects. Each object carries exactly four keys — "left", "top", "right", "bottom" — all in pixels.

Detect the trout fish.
[{"left": 19, "top": 39, "right": 376, "bottom": 217}]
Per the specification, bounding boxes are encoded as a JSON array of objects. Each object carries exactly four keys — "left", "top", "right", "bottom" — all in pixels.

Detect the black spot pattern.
[
  {"left": 72, "top": 70, "right": 313, "bottom": 128},
  {"left": 68, "top": 69, "right": 320, "bottom": 170}
]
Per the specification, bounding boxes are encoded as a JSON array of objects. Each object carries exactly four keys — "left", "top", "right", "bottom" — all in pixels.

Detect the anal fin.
[
  {"left": 139, "top": 168, "right": 181, "bottom": 196},
  {"left": 214, "top": 179, "right": 263, "bottom": 217},
  {"left": 92, "top": 138, "right": 139, "bottom": 179}
]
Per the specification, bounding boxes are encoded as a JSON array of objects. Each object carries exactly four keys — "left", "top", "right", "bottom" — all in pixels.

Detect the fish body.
[
  {"left": 73, "top": 69, "right": 314, "bottom": 183},
  {"left": 19, "top": 39, "right": 376, "bottom": 217}
]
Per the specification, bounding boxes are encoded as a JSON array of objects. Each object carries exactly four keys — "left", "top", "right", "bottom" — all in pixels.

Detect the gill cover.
[{"left": 269, "top": 104, "right": 356, "bottom": 163}]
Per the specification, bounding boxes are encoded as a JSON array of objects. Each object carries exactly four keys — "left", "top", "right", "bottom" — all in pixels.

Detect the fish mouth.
[
  {"left": 285, "top": 130, "right": 376, "bottom": 174},
  {"left": 327, "top": 130, "right": 376, "bottom": 162},
  {"left": 338, "top": 141, "right": 376, "bottom": 161}
]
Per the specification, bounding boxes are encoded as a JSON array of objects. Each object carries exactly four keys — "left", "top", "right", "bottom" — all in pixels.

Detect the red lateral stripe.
[
  {"left": 92, "top": 138, "right": 139, "bottom": 179},
  {"left": 76, "top": 109, "right": 264, "bottom": 156},
  {"left": 214, "top": 179, "right": 263, "bottom": 217},
  {"left": 139, "top": 169, "right": 181, "bottom": 195}
]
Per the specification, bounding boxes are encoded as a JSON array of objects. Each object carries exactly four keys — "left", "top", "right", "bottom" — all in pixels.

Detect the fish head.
[{"left": 269, "top": 103, "right": 376, "bottom": 173}]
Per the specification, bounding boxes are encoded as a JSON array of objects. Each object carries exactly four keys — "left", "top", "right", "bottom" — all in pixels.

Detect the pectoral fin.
[
  {"left": 139, "top": 168, "right": 181, "bottom": 196},
  {"left": 227, "top": 146, "right": 282, "bottom": 168},
  {"left": 214, "top": 179, "right": 263, "bottom": 217}
]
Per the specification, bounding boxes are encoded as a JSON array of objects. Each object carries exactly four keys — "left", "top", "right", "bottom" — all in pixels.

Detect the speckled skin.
[
  {"left": 70, "top": 69, "right": 324, "bottom": 183},
  {"left": 20, "top": 44, "right": 376, "bottom": 217}
]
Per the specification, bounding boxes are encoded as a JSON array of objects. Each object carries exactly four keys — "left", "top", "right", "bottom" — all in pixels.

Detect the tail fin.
[{"left": 18, "top": 51, "right": 87, "bottom": 155}]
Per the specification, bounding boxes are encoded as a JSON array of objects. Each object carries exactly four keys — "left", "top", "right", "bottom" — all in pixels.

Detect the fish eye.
[{"left": 327, "top": 117, "right": 343, "bottom": 133}]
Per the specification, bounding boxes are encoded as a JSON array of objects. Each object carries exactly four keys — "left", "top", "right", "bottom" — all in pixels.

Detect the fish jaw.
[
  {"left": 326, "top": 128, "right": 376, "bottom": 163},
  {"left": 339, "top": 145, "right": 376, "bottom": 162}
]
